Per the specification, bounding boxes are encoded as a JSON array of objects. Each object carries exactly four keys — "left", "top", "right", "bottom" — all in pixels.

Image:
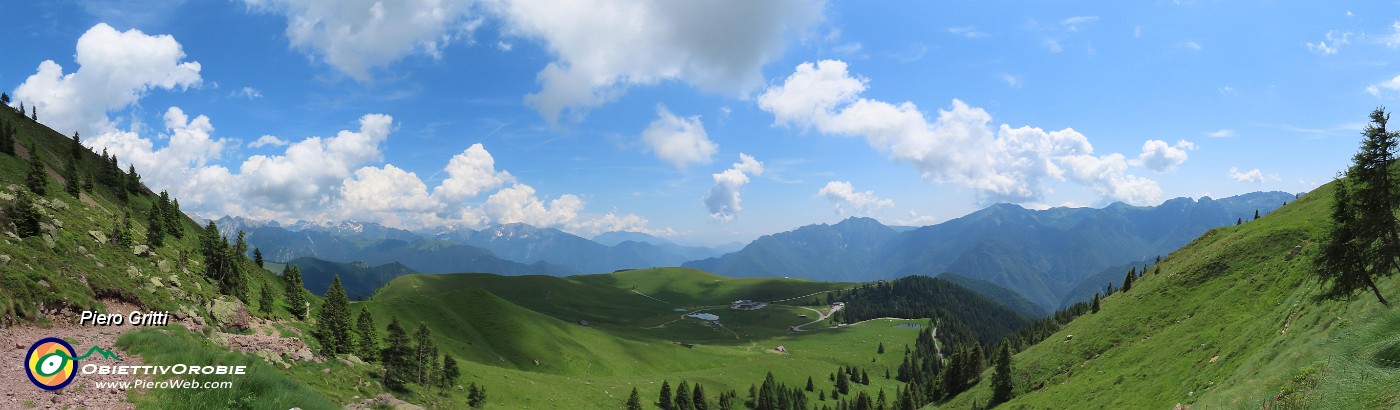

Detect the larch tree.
[{"left": 1317, "top": 107, "right": 1400, "bottom": 306}]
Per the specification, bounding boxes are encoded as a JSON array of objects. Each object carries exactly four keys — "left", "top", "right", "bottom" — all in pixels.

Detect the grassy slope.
[
  {"left": 0, "top": 104, "right": 303, "bottom": 324},
  {"left": 942, "top": 182, "right": 1400, "bottom": 409},
  {"left": 350, "top": 267, "right": 915, "bottom": 408}
]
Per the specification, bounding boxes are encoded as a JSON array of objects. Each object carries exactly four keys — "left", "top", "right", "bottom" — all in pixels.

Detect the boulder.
[{"left": 210, "top": 298, "right": 251, "bottom": 331}]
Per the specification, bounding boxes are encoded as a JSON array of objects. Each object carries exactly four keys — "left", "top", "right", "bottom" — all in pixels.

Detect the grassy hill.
[
  {"left": 940, "top": 180, "right": 1400, "bottom": 408},
  {"left": 284, "top": 256, "right": 416, "bottom": 300},
  {"left": 347, "top": 267, "right": 928, "bottom": 407},
  {"left": 0, "top": 103, "right": 299, "bottom": 326}
]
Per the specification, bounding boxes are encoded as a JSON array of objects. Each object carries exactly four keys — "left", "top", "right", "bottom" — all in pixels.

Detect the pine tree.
[
  {"left": 990, "top": 341, "right": 1014, "bottom": 405},
  {"left": 627, "top": 387, "right": 644, "bottom": 410},
  {"left": 314, "top": 275, "right": 352, "bottom": 356},
  {"left": 1254, "top": 209, "right": 1261, "bottom": 220},
  {"left": 693, "top": 383, "right": 708, "bottom": 410},
  {"left": 356, "top": 310, "right": 379, "bottom": 362},
  {"left": 1122, "top": 268, "right": 1134, "bottom": 293},
  {"left": 381, "top": 318, "right": 411, "bottom": 391},
  {"left": 252, "top": 248, "right": 264, "bottom": 268},
  {"left": 1236, "top": 217, "right": 1242, "bottom": 225},
  {"left": 8, "top": 190, "right": 41, "bottom": 238},
  {"left": 675, "top": 380, "right": 693, "bottom": 410},
  {"left": 806, "top": 376, "right": 815, "bottom": 392},
  {"left": 467, "top": 382, "right": 487, "bottom": 408},
  {"left": 30, "top": 105, "right": 36, "bottom": 121},
  {"left": 718, "top": 390, "right": 734, "bottom": 410},
  {"left": 440, "top": 354, "right": 459, "bottom": 390},
  {"left": 836, "top": 369, "right": 850, "bottom": 394},
  {"left": 234, "top": 230, "right": 248, "bottom": 258},
  {"left": 160, "top": 191, "right": 182, "bottom": 238},
  {"left": 283, "top": 265, "right": 307, "bottom": 319},
  {"left": 1091, "top": 293, "right": 1101, "bottom": 314},
  {"left": 25, "top": 143, "right": 46, "bottom": 196},
  {"left": 413, "top": 323, "right": 434, "bottom": 384},
  {"left": 861, "top": 369, "right": 870, "bottom": 385},
  {"left": 125, "top": 164, "right": 140, "bottom": 194},
  {"left": 878, "top": 342, "right": 885, "bottom": 354},
  {"left": 0, "top": 92, "right": 8, "bottom": 105},
  {"left": 258, "top": 282, "right": 274, "bottom": 314},
  {"left": 659, "top": 381, "right": 674, "bottom": 410},
  {"left": 115, "top": 211, "right": 133, "bottom": 247},
  {"left": 70, "top": 132, "right": 82, "bottom": 159},
  {"left": 64, "top": 158, "right": 79, "bottom": 198},
  {"left": 146, "top": 206, "right": 165, "bottom": 248}
]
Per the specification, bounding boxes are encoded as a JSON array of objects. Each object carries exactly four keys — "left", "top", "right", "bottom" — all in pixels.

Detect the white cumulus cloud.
[
  {"left": 641, "top": 105, "right": 717, "bottom": 171},
  {"left": 249, "top": 135, "right": 289, "bottom": 148},
  {"left": 243, "top": 0, "right": 477, "bottom": 81},
  {"left": 1229, "top": 166, "right": 1264, "bottom": 183},
  {"left": 818, "top": 181, "right": 893, "bottom": 216},
  {"left": 704, "top": 153, "right": 764, "bottom": 222},
  {"left": 491, "top": 0, "right": 825, "bottom": 123},
  {"left": 12, "top": 23, "right": 202, "bottom": 138},
  {"left": 433, "top": 143, "right": 516, "bottom": 204},
  {"left": 758, "top": 60, "right": 1162, "bottom": 205},
  {"left": 1134, "top": 139, "right": 1196, "bottom": 173}
]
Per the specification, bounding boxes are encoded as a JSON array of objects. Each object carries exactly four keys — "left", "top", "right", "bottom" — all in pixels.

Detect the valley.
[{"left": 3, "top": 5, "right": 1399, "bottom": 409}]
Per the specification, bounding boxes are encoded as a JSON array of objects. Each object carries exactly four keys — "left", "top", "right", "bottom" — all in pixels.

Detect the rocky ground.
[
  {"left": 1, "top": 299, "right": 145, "bottom": 410},
  {"left": 0, "top": 298, "right": 318, "bottom": 409}
]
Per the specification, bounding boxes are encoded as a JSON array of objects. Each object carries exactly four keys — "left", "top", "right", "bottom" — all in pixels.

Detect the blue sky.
[{"left": 0, "top": 1, "right": 1394, "bottom": 245}]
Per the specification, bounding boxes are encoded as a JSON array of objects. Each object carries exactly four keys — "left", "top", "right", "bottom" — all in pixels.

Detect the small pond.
[{"left": 687, "top": 313, "right": 720, "bottom": 321}]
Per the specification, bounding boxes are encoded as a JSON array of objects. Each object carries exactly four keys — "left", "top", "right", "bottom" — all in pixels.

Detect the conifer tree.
[
  {"left": 258, "top": 282, "right": 274, "bottom": 314},
  {"left": 64, "top": 159, "right": 79, "bottom": 198},
  {"left": 114, "top": 211, "right": 133, "bottom": 247},
  {"left": 283, "top": 265, "right": 307, "bottom": 319},
  {"left": 1122, "top": 268, "right": 1134, "bottom": 293},
  {"left": 693, "top": 383, "right": 708, "bottom": 410},
  {"left": 627, "top": 387, "right": 644, "bottom": 410},
  {"left": 1091, "top": 293, "right": 1101, "bottom": 314},
  {"left": 659, "top": 381, "right": 674, "bottom": 410},
  {"left": 1236, "top": 217, "right": 1242, "bottom": 225},
  {"left": 718, "top": 390, "right": 734, "bottom": 410},
  {"left": 990, "top": 341, "right": 1014, "bottom": 405},
  {"left": 878, "top": 342, "right": 885, "bottom": 354},
  {"left": 356, "top": 310, "right": 379, "bottom": 362},
  {"left": 314, "top": 275, "right": 352, "bottom": 356},
  {"left": 414, "top": 322, "right": 434, "bottom": 384},
  {"left": 1317, "top": 107, "right": 1400, "bottom": 306},
  {"left": 467, "top": 382, "right": 487, "bottom": 408},
  {"left": 252, "top": 247, "right": 263, "bottom": 268},
  {"left": 0, "top": 92, "right": 8, "bottom": 105},
  {"left": 381, "top": 318, "right": 411, "bottom": 391},
  {"left": 125, "top": 164, "right": 140, "bottom": 194},
  {"left": 806, "top": 376, "right": 815, "bottom": 392},
  {"left": 675, "top": 380, "right": 693, "bottom": 410},
  {"left": 146, "top": 206, "right": 165, "bottom": 248},
  {"left": 1254, "top": 209, "right": 1261, "bottom": 220},
  {"left": 70, "top": 132, "right": 82, "bottom": 159},
  {"left": 440, "top": 354, "right": 459, "bottom": 390},
  {"left": 25, "top": 143, "right": 46, "bottom": 196},
  {"left": 8, "top": 190, "right": 41, "bottom": 238},
  {"left": 234, "top": 230, "right": 248, "bottom": 258}
]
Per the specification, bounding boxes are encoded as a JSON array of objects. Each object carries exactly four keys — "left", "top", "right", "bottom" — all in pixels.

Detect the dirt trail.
[
  {"left": 789, "top": 304, "right": 842, "bottom": 331},
  {"left": 1, "top": 300, "right": 146, "bottom": 410}
]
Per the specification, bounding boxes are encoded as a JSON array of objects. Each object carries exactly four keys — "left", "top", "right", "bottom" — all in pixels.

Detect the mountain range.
[
  {"left": 216, "top": 217, "right": 732, "bottom": 276},
  {"left": 685, "top": 191, "right": 1298, "bottom": 311}
]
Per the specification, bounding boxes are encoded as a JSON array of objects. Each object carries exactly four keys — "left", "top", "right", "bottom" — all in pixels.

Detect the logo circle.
[{"left": 25, "top": 338, "right": 77, "bottom": 390}]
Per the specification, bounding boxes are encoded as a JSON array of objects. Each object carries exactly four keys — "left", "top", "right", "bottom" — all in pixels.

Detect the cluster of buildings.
[{"left": 730, "top": 300, "right": 767, "bottom": 310}]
